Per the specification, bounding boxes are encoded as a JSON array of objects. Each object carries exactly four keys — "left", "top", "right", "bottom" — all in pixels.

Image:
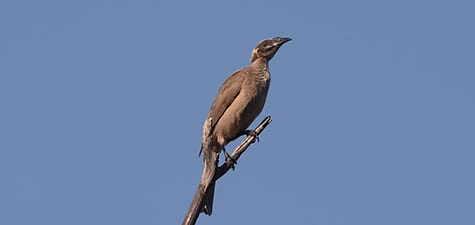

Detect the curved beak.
[{"left": 277, "top": 37, "right": 292, "bottom": 45}]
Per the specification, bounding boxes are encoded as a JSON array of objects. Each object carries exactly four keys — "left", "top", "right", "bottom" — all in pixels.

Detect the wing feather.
[{"left": 207, "top": 68, "right": 247, "bottom": 129}]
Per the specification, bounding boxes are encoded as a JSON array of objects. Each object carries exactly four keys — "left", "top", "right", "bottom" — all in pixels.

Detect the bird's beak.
[{"left": 277, "top": 37, "right": 292, "bottom": 45}]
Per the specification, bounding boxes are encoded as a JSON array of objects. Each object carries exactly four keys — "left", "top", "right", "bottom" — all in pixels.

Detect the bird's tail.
[
  {"left": 199, "top": 118, "right": 219, "bottom": 216},
  {"left": 200, "top": 148, "right": 219, "bottom": 215},
  {"left": 201, "top": 181, "right": 215, "bottom": 215}
]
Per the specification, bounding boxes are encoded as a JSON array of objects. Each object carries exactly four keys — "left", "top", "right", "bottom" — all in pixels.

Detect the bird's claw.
[
  {"left": 223, "top": 148, "right": 237, "bottom": 170},
  {"left": 244, "top": 130, "right": 259, "bottom": 143}
]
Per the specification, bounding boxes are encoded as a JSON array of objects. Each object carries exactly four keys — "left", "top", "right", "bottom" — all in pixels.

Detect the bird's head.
[{"left": 251, "top": 37, "right": 292, "bottom": 63}]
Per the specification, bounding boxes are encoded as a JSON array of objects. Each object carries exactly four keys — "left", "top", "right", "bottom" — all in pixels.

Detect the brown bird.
[{"left": 200, "top": 37, "right": 291, "bottom": 215}]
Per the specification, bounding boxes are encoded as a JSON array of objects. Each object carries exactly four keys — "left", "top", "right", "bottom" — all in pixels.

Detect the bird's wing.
[{"left": 207, "top": 68, "right": 246, "bottom": 129}]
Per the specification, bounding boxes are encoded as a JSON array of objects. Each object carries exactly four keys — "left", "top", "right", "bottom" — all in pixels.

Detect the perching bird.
[{"left": 200, "top": 37, "right": 291, "bottom": 215}]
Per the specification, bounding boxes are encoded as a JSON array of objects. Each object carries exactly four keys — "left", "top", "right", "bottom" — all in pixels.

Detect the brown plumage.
[{"left": 200, "top": 37, "right": 291, "bottom": 215}]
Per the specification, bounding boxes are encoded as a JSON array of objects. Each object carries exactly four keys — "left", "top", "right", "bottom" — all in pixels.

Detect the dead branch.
[{"left": 182, "top": 116, "right": 272, "bottom": 225}]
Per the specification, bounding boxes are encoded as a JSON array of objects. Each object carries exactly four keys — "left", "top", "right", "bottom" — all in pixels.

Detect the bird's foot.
[
  {"left": 222, "top": 148, "right": 236, "bottom": 170},
  {"left": 244, "top": 130, "right": 259, "bottom": 143}
]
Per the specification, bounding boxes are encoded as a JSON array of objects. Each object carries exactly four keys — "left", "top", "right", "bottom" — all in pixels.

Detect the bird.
[{"left": 200, "top": 37, "right": 291, "bottom": 215}]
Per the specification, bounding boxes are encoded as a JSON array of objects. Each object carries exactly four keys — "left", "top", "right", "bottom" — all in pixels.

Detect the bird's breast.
[{"left": 257, "top": 71, "right": 271, "bottom": 86}]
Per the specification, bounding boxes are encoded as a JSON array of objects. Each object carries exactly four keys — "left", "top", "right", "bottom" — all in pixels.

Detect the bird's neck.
[{"left": 250, "top": 57, "right": 269, "bottom": 72}]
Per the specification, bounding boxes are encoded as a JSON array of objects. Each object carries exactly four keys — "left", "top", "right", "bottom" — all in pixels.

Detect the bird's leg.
[
  {"left": 222, "top": 147, "right": 236, "bottom": 170},
  {"left": 242, "top": 130, "right": 260, "bottom": 143}
]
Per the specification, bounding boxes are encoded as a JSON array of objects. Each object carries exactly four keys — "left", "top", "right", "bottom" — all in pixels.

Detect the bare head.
[{"left": 251, "top": 37, "right": 292, "bottom": 63}]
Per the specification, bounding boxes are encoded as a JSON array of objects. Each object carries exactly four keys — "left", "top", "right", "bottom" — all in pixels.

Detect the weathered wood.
[{"left": 182, "top": 116, "right": 272, "bottom": 225}]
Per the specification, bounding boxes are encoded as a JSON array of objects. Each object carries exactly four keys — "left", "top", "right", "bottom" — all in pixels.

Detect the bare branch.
[
  {"left": 182, "top": 116, "right": 272, "bottom": 225},
  {"left": 215, "top": 116, "right": 272, "bottom": 179}
]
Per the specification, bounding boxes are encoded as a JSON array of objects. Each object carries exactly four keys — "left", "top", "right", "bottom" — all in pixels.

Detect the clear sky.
[{"left": 1, "top": 1, "right": 474, "bottom": 225}]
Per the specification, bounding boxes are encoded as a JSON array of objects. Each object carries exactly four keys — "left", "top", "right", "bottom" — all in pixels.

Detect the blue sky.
[{"left": 1, "top": 1, "right": 474, "bottom": 225}]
